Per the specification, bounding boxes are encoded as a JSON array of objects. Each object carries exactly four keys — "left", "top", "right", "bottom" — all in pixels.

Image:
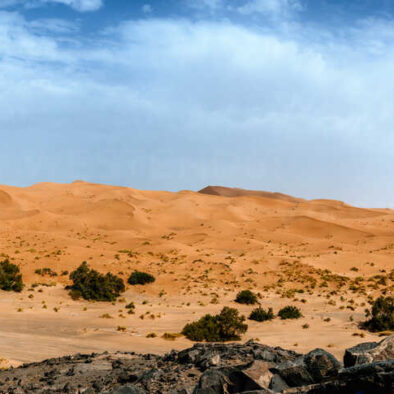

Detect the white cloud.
[
  {"left": 237, "top": 0, "right": 302, "bottom": 17},
  {"left": 186, "top": 0, "right": 224, "bottom": 13},
  {"left": 48, "top": 0, "right": 103, "bottom": 12},
  {"left": 29, "top": 18, "right": 80, "bottom": 33},
  {"left": 0, "top": 0, "right": 103, "bottom": 12},
  {"left": 189, "top": 0, "right": 302, "bottom": 18},
  {"left": 0, "top": 11, "right": 393, "bottom": 206}
]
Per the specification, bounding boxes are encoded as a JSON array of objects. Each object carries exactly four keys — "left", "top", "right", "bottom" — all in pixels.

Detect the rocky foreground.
[{"left": 0, "top": 336, "right": 392, "bottom": 394}]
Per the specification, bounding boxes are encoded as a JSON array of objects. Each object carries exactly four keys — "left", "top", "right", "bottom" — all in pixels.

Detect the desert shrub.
[
  {"left": 362, "top": 296, "right": 393, "bottom": 332},
  {"left": 66, "top": 262, "right": 125, "bottom": 302},
  {"left": 128, "top": 271, "right": 155, "bottom": 285},
  {"left": 249, "top": 307, "right": 274, "bottom": 322},
  {"left": 278, "top": 305, "right": 302, "bottom": 319},
  {"left": 0, "top": 259, "right": 23, "bottom": 292},
  {"left": 162, "top": 332, "right": 182, "bottom": 341},
  {"left": 235, "top": 290, "right": 258, "bottom": 305},
  {"left": 35, "top": 268, "right": 57, "bottom": 277},
  {"left": 182, "top": 307, "right": 248, "bottom": 342},
  {"left": 125, "top": 301, "right": 135, "bottom": 314}
]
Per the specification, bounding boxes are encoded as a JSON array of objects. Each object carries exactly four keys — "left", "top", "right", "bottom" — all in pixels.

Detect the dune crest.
[{"left": 198, "top": 185, "right": 301, "bottom": 202}]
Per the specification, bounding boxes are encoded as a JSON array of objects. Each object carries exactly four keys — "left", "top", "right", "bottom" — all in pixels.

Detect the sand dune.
[
  {"left": 0, "top": 181, "right": 393, "bottom": 365},
  {"left": 199, "top": 185, "right": 301, "bottom": 203}
]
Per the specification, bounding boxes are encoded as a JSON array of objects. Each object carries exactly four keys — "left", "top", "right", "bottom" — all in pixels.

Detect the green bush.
[
  {"left": 363, "top": 296, "right": 393, "bottom": 332},
  {"left": 249, "top": 307, "right": 274, "bottom": 322},
  {"left": 182, "top": 306, "right": 248, "bottom": 342},
  {"left": 0, "top": 259, "right": 23, "bottom": 292},
  {"left": 235, "top": 290, "right": 258, "bottom": 305},
  {"left": 66, "top": 262, "right": 125, "bottom": 302},
  {"left": 278, "top": 305, "right": 302, "bottom": 319},
  {"left": 128, "top": 271, "right": 155, "bottom": 285}
]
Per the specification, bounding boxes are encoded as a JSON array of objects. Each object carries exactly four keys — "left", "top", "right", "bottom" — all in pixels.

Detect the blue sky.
[{"left": 0, "top": 0, "right": 393, "bottom": 207}]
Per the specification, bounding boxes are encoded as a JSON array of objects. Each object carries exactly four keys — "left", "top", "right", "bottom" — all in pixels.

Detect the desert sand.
[{"left": 0, "top": 181, "right": 392, "bottom": 366}]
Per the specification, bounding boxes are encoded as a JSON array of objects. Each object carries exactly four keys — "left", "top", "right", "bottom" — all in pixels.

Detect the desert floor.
[{"left": 0, "top": 181, "right": 393, "bottom": 367}]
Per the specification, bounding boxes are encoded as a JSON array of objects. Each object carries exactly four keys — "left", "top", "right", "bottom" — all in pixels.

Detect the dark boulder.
[
  {"left": 273, "top": 348, "right": 341, "bottom": 388},
  {"left": 193, "top": 365, "right": 270, "bottom": 393},
  {"left": 344, "top": 334, "right": 394, "bottom": 367},
  {"left": 283, "top": 359, "right": 394, "bottom": 394},
  {"left": 303, "top": 349, "right": 341, "bottom": 382},
  {"left": 272, "top": 357, "right": 314, "bottom": 387},
  {"left": 193, "top": 368, "right": 232, "bottom": 393}
]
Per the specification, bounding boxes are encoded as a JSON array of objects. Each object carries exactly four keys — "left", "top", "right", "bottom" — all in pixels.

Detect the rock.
[
  {"left": 251, "top": 346, "right": 299, "bottom": 364},
  {"left": 273, "top": 349, "right": 341, "bottom": 387},
  {"left": 273, "top": 357, "right": 314, "bottom": 387},
  {"left": 283, "top": 359, "right": 394, "bottom": 394},
  {"left": 210, "top": 355, "right": 221, "bottom": 366},
  {"left": 178, "top": 348, "right": 201, "bottom": 365},
  {"left": 344, "top": 334, "right": 394, "bottom": 367},
  {"left": 194, "top": 366, "right": 268, "bottom": 393},
  {"left": 197, "top": 354, "right": 222, "bottom": 371},
  {"left": 0, "top": 339, "right": 392, "bottom": 393},
  {"left": 193, "top": 369, "right": 232, "bottom": 393},
  {"left": 111, "top": 384, "right": 146, "bottom": 394},
  {"left": 170, "top": 387, "right": 195, "bottom": 394},
  {"left": 117, "top": 373, "right": 139, "bottom": 384},
  {"left": 242, "top": 360, "right": 274, "bottom": 388},
  {"left": 303, "top": 348, "right": 341, "bottom": 382},
  {"left": 269, "top": 374, "right": 289, "bottom": 392}
]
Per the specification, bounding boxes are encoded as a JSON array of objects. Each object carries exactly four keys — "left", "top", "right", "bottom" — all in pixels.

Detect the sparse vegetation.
[
  {"left": 362, "top": 296, "right": 393, "bottom": 332},
  {"left": 125, "top": 301, "right": 135, "bottom": 314},
  {"left": 234, "top": 290, "right": 258, "bottom": 305},
  {"left": 278, "top": 305, "right": 302, "bottom": 320},
  {"left": 66, "top": 262, "right": 125, "bottom": 301},
  {"left": 0, "top": 259, "right": 23, "bottom": 292},
  {"left": 162, "top": 332, "right": 181, "bottom": 341},
  {"left": 35, "top": 268, "right": 57, "bottom": 277},
  {"left": 248, "top": 307, "right": 274, "bottom": 322},
  {"left": 128, "top": 271, "right": 155, "bottom": 285},
  {"left": 182, "top": 307, "right": 248, "bottom": 342}
]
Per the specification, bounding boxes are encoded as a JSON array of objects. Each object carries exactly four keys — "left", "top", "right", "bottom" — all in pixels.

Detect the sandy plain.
[{"left": 0, "top": 181, "right": 392, "bottom": 367}]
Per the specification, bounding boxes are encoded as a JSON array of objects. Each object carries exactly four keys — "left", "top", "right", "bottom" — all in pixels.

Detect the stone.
[
  {"left": 194, "top": 366, "right": 268, "bottom": 393},
  {"left": 269, "top": 374, "right": 289, "bottom": 392},
  {"left": 344, "top": 334, "right": 394, "bottom": 367},
  {"left": 210, "top": 355, "right": 221, "bottom": 366},
  {"left": 111, "top": 385, "right": 146, "bottom": 394},
  {"left": 242, "top": 360, "right": 274, "bottom": 388},
  {"left": 273, "top": 357, "right": 314, "bottom": 387},
  {"left": 193, "top": 369, "right": 232, "bottom": 393},
  {"left": 303, "top": 348, "right": 341, "bottom": 382}
]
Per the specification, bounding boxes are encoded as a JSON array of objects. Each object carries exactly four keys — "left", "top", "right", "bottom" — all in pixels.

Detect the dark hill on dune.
[{"left": 198, "top": 186, "right": 302, "bottom": 203}]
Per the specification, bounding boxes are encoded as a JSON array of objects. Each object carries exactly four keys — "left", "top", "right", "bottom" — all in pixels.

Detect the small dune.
[{"left": 0, "top": 190, "right": 13, "bottom": 206}]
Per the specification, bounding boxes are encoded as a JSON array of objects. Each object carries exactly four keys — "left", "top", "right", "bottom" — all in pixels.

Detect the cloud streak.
[
  {"left": 236, "top": 0, "right": 302, "bottom": 17},
  {"left": 0, "top": 0, "right": 103, "bottom": 12}
]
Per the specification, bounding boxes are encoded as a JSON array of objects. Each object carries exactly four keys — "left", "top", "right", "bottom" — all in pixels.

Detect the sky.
[{"left": 0, "top": 0, "right": 393, "bottom": 207}]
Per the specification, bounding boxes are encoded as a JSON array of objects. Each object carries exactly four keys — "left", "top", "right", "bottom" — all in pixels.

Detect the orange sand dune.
[{"left": 0, "top": 181, "right": 393, "bottom": 365}]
